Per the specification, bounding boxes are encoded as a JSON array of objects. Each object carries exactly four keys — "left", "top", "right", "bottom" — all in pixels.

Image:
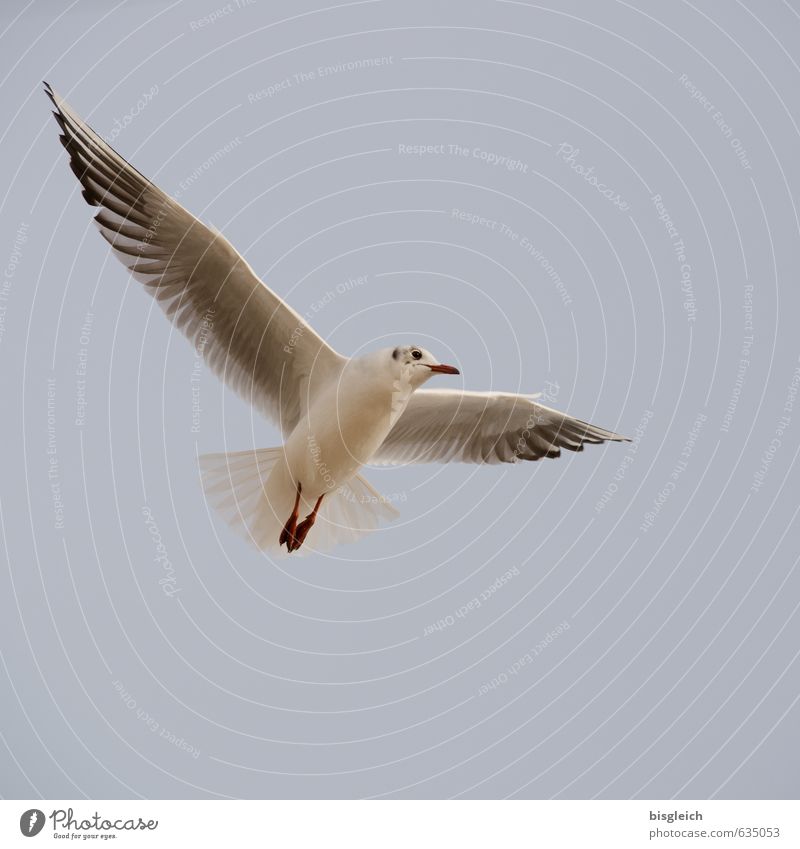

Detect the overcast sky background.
[{"left": 0, "top": 0, "right": 798, "bottom": 799}]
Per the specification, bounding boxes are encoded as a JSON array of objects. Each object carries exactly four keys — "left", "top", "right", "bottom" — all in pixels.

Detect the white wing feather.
[
  {"left": 372, "top": 389, "right": 629, "bottom": 465},
  {"left": 46, "top": 83, "right": 344, "bottom": 434}
]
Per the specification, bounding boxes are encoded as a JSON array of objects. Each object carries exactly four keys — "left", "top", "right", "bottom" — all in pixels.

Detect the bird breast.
[{"left": 285, "top": 364, "right": 407, "bottom": 492}]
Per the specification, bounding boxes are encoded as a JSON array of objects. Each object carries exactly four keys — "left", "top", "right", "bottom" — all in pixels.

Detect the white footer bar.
[{"left": 2, "top": 800, "right": 797, "bottom": 848}]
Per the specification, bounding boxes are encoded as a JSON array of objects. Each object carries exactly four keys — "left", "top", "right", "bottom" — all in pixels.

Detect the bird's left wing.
[
  {"left": 372, "top": 388, "right": 629, "bottom": 465},
  {"left": 45, "top": 83, "right": 344, "bottom": 435}
]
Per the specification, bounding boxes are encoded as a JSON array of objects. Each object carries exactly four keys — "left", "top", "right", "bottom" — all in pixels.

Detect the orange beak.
[{"left": 427, "top": 363, "right": 460, "bottom": 375}]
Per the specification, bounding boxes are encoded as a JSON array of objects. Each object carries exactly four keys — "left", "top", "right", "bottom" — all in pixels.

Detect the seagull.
[{"left": 45, "top": 83, "right": 629, "bottom": 555}]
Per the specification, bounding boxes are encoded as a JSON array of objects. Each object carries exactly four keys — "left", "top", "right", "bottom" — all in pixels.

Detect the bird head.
[{"left": 390, "top": 345, "right": 460, "bottom": 387}]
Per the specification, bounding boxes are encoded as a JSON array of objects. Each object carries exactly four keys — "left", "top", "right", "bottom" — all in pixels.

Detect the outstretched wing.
[
  {"left": 45, "top": 83, "right": 344, "bottom": 434},
  {"left": 372, "top": 388, "right": 628, "bottom": 465}
]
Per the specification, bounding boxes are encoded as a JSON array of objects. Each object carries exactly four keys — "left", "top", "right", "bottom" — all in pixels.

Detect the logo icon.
[{"left": 19, "top": 809, "right": 45, "bottom": 837}]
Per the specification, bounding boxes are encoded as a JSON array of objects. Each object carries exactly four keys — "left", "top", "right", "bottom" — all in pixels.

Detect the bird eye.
[{"left": 411, "top": 349, "right": 422, "bottom": 360}]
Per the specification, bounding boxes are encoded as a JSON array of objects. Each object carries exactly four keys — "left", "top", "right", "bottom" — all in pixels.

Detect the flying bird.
[{"left": 45, "top": 83, "right": 629, "bottom": 554}]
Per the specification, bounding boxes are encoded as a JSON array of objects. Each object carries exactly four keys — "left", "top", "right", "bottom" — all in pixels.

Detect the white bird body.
[
  {"left": 252, "top": 349, "right": 436, "bottom": 551},
  {"left": 298, "top": 351, "right": 403, "bottom": 481},
  {"left": 46, "top": 83, "right": 630, "bottom": 555},
  {"left": 273, "top": 351, "right": 408, "bottom": 508}
]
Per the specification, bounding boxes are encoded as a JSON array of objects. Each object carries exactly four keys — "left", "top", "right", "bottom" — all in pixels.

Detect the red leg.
[
  {"left": 279, "top": 482, "right": 302, "bottom": 549},
  {"left": 289, "top": 493, "right": 325, "bottom": 552}
]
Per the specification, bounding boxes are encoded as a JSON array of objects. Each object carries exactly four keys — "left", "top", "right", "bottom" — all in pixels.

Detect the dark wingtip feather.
[
  {"left": 81, "top": 187, "right": 100, "bottom": 206},
  {"left": 43, "top": 82, "right": 58, "bottom": 110}
]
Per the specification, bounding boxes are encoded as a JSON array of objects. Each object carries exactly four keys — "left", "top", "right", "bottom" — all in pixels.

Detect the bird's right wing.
[
  {"left": 372, "top": 388, "right": 629, "bottom": 465},
  {"left": 46, "top": 83, "right": 344, "bottom": 435}
]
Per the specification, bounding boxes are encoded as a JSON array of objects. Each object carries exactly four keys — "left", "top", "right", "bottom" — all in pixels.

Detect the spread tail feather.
[{"left": 198, "top": 447, "right": 400, "bottom": 555}]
